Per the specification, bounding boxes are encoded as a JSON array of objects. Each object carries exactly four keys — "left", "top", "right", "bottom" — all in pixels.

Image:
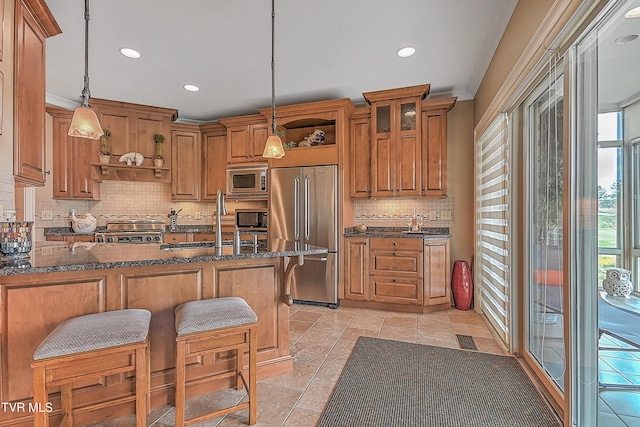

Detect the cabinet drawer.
[
  {"left": 164, "top": 233, "right": 189, "bottom": 243},
  {"left": 193, "top": 233, "right": 216, "bottom": 242},
  {"left": 370, "top": 250, "right": 422, "bottom": 277},
  {"left": 369, "top": 237, "right": 421, "bottom": 251},
  {"left": 371, "top": 276, "right": 423, "bottom": 305}
]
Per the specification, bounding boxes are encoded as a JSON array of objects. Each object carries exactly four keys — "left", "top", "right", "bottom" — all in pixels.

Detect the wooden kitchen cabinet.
[
  {"left": 424, "top": 239, "right": 451, "bottom": 305},
  {"left": 344, "top": 237, "right": 369, "bottom": 300},
  {"left": 164, "top": 233, "right": 189, "bottom": 243},
  {"left": 219, "top": 115, "right": 269, "bottom": 164},
  {"left": 201, "top": 123, "right": 228, "bottom": 201},
  {"left": 171, "top": 124, "right": 201, "bottom": 201},
  {"left": 90, "top": 99, "right": 177, "bottom": 183},
  {"left": 342, "top": 236, "right": 451, "bottom": 313},
  {"left": 46, "top": 234, "right": 95, "bottom": 243},
  {"left": 13, "top": 0, "right": 61, "bottom": 186},
  {"left": 421, "top": 98, "right": 456, "bottom": 197},
  {"left": 364, "top": 85, "right": 429, "bottom": 197},
  {"left": 48, "top": 107, "right": 101, "bottom": 200},
  {"left": 349, "top": 109, "right": 371, "bottom": 198},
  {"left": 369, "top": 237, "right": 423, "bottom": 305}
]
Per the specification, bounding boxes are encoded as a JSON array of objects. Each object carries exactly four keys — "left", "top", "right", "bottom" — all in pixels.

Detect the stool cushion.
[
  {"left": 175, "top": 297, "right": 257, "bottom": 336},
  {"left": 33, "top": 309, "right": 151, "bottom": 360}
]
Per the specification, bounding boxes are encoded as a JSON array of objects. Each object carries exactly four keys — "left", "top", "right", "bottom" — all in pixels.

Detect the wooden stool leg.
[
  {"left": 175, "top": 340, "right": 186, "bottom": 427},
  {"left": 146, "top": 341, "right": 151, "bottom": 413},
  {"left": 60, "top": 383, "right": 73, "bottom": 427},
  {"left": 236, "top": 346, "right": 244, "bottom": 390},
  {"left": 32, "top": 365, "right": 48, "bottom": 427},
  {"left": 135, "top": 346, "right": 148, "bottom": 427},
  {"left": 249, "top": 327, "right": 257, "bottom": 425}
]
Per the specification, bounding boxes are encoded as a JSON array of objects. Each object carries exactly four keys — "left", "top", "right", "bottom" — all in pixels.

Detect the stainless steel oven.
[
  {"left": 226, "top": 164, "right": 268, "bottom": 199},
  {"left": 235, "top": 208, "right": 268, "bottom": 231}
]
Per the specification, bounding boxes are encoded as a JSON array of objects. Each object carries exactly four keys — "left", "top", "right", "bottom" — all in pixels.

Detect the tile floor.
[{"left": 88, "top": 304, "right": 509, "bottom": 427}]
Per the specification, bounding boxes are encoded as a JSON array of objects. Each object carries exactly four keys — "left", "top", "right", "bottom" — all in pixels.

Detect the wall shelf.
[{"left": 90, "top": 163, "right": 170, "bottom": 183}]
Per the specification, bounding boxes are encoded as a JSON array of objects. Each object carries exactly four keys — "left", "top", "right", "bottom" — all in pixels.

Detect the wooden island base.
[{"left": 0, "top": 257, "right": 292, "bottom": 427}]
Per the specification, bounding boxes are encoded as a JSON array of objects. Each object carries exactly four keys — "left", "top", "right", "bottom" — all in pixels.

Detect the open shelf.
[{"left": 91, "top": 163, "right": 170, "bottom": 183}]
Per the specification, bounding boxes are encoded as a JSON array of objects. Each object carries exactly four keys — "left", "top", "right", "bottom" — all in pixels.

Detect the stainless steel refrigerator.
[{"left": 270, "top": 165, "right": 338, "bottom": 308}]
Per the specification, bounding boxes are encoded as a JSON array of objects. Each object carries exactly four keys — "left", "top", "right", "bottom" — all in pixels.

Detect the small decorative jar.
[{"left": 602, "top": 268, "right": 633, "bottom": 298}]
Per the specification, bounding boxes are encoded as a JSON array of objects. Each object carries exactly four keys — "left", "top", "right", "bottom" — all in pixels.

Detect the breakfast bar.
[{"left": 0, "top": 239, "right": 326, "bottom": 427}]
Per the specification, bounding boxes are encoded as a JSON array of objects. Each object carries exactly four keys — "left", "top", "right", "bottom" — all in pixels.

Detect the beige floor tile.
[
  {"left": 296, "top": 328, "right": 344, "bottom": 346},
  {"left": 296, "top": 378, "right": 338, "bottom": 413},
  {"left": 250, "top": 382, "right": 304, "bottom": 426},
  {"left": 383, "top": 315, "right": 418, "bottom": 328},
  {"left": 315, "top": 356, "right": 348, "bottom": 382},
  {"left": 451, "top": 322, "right": 494, "bottom": 338},
  {"left": 417, "top": 334, "right": 459, "bottom": 349},
  {"left": 340, "top": 327, "right": 380, "bottom": 342},
  {"left": 282, "top": 408, "right": 321, "bottom": 427},
  {"left": 310, "top": 318, "right": 351, "bottom": 332},
  {"left": 379, "top": 325, "right": 417, "bottom": 343},
  {"left": 290, "top": 343, "right": 333, "bottom": 366},
  {"left": 474, "top": 336, "right": 509, "bottom": 355},
  {"left": 289, "top": 320, "right": 314, "bottom": 334},
  {"left": 259, "top": 361, "right": 319, "bottom": 391},
  {"left": 290, "top": 311, "right": 323, "bottom": 322},
  {"left": 348, "top": 315, "right": 385, "bottom": 331},
  {"left": 352, "top": 308, "right": 388, "bottom": 318}
]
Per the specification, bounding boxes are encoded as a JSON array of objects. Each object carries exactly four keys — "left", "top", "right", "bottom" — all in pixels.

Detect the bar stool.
[
  {"left": 174, "top": 297, "right": 258, "bottom": 426},
  {"left": 31, "top": 309, "right": 152, "bottom": 427}
]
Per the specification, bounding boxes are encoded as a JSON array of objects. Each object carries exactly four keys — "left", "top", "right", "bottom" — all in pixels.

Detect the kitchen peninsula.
[{"left": 0, "top": 240, "right": 326, "bottom": 427}]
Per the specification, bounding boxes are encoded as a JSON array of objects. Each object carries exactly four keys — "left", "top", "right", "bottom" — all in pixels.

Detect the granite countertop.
[
  {"left": 344, "top": 226, "right": 451, "bottom": 239},
  {"left": 0, "top": 239, "right": 326, "bottom": 276}
]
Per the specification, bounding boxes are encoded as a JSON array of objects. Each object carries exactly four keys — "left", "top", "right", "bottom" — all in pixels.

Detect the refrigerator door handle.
[
  {"left": 294, "top": 176, "right": 300, "bottom": 240},
  {"left": 304, "top": 175, "right": 310, "bottom": 242}
]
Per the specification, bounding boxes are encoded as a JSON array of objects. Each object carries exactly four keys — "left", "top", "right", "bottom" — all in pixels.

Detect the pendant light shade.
[
  {"left": 262, "top": 0, "right": 285, "bottom": 159},
  {"left": 68, "top": 0, "right": 103, "bottom": 139},
  {"left": 263, "top": 135, "right": 285, "bottom": 159},
  {"left": 68, "top": 106, "right": 103, "bottom": 139}
]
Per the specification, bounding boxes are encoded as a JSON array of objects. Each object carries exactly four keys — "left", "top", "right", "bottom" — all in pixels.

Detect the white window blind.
[{"left": 476, "top": 114, "right": 511, "bottom": 347}]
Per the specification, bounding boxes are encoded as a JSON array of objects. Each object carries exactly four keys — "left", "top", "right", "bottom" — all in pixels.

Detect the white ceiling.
[{"left": 44, "top": 0, "right": 518, "bottom": 122}]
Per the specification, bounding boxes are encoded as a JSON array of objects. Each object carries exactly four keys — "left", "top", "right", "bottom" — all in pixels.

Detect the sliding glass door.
[{"left": 524, "top": 64, "right": 567, "bottom": 396}]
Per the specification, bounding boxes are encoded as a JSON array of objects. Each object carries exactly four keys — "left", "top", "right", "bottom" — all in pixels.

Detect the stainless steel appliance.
[
  {"left": 235, "top": 208, "right": 268, "bottom": 231},
  {"left": 226, "top": 164, "right": 268, "bottom": 199},
  {"left": 94, "top": 219, "right": 165, "bottom": 243},
  {"left": 270, "top": 165, "right": 338, "bottom": 307}
]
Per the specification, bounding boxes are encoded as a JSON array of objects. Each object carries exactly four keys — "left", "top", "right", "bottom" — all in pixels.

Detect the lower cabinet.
[
  {"left": 0, "top": 258, "right": 291, "bottom": 426},
  {"left": 343, "top": 236, "right": 451, "bottom": 312}
]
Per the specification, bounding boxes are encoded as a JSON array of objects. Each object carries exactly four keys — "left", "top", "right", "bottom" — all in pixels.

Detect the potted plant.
[
  {"left": 99, "top": 129, "right": 111, "bottom": 164},
  {"left": 153, "top": 134, "right": 165, "bottom": 167}
]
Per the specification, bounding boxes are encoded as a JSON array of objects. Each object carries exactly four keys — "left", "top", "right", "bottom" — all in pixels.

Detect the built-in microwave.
[
  {"left": 226, "top": 164, "right": 268, "bottom": 199},
  {"left": 235, "top": 208, "right": 268, "bottom": 231}
]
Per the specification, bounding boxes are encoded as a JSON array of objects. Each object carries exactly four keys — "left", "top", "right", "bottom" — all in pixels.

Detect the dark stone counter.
[
  {"left": 0, "top": 239, "right": 325, "bottom": 276},
  {"left": 344, "top": 226, "right": 451, "bottom": 239}
]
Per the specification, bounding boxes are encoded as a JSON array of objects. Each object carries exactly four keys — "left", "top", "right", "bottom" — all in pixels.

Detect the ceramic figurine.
[
  {"left": 602, "top": 268, "right": 633, "bottom": 297},
  {"left": 71, "top": 213, "right": 97, "bottom": 234}
]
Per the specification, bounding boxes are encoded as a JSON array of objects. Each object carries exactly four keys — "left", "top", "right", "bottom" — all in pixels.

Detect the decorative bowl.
[{"left": 355, "top": 224, "right": 367, "bottom": 233}]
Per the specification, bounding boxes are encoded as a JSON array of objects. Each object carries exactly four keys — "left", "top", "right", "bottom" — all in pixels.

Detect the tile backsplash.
[
  {"left": 354, "top": 197, "right": 453, "bottom": 229},
  {"left": 34, "top": 181, "right": 265, "bottom": 241},
  {"left": 0, "top": 171, "right": 15, "bottom": 216}
]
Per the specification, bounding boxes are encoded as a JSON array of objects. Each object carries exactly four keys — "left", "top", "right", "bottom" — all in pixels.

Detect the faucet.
[{"left": 215, "top": 189, "right": 226, "bottom": 249}]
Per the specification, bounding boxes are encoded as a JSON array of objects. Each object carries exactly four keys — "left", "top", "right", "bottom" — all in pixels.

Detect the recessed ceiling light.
[
  {"left": 625, "top": 6, "right": 640, "bottom": 18},
  {"left": 119, "top": 48, "right": 141, "bottom": 59},
  {"left": 397, "top": 47, "right": 416, "bottom": 58},
  {"left": 615, "top": 34, "right": 639, "bottom": 44},
  {"left": 184, "top": 84, "right": 199, "bottom": 92}
]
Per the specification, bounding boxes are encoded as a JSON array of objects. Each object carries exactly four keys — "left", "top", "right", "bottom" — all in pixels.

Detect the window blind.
[{"left": 476, "top": 113, "right": 511, "bottom": 346}]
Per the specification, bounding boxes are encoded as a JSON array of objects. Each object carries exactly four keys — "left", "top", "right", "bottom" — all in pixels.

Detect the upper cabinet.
[
  {"left": 351, "top": 84, "right": 456, "bottom": 198},
  {"left": 364, "top": 85, "right": 429, "bottom": 198},
  {"left": 171, "top": 123, "right": 201, "bottom": 201},
  {"left": 90, "top": 99, "right": 177, "bottom": 183},
  {"left": 259, "top": 98, "right": 354, "bottom": 168},
  {"left": 13, "top": 0, "right": 61, "bottom": 186},
  {"left": 219, "top": 115, "right": 269, "bottom": 164},
  {"left": 200, "top": 123, "right": 227, "bottom": 201},
  {"left": 47, "top": 107, "right": 100, "bottom": 200},
  {"left": 421, "top": 98, "right": 456, "bottom": 196}
]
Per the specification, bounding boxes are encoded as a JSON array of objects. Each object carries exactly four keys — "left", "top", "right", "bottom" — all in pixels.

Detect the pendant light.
[
  {"left": 262, "top": 0, "right": 285, "bottom": 159},
  {"left": 68, "top": 0, "right": 104, "bottom": 139}
]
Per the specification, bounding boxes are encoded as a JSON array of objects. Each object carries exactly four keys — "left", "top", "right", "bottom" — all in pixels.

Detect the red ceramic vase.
[{"left": 451, "top": 260, "right": 473, "bottom": 310}]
